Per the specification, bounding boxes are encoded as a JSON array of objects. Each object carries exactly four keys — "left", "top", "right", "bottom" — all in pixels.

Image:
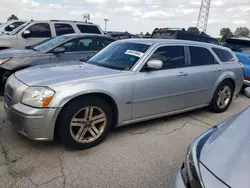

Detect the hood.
[
  {"left": 0, "top": 49, "right": 37, "bottom": 58},
  {"left": 200, "top": 107, "right": 250, "bottom": 188},
  {"left": 14, "top": 61, "right": 121, "bottom": 86}
]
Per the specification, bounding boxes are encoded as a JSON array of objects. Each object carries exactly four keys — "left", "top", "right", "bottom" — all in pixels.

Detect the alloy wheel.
[
  {"left": 217, "top": 85, "right": 231, "bottom": 109},
  {"left": 70, "top": 106, "right": 107, "bottom": 143}
]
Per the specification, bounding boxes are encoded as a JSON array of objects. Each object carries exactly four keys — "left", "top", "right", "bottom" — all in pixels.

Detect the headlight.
[
  {"left": 21, "top": 87, "right": 55, "bottom": 108},
  {"left": 186, "top": 126, "right": 218, "bottom": 188},
  {"left": 0, "top": 57, "right": 11, "bottom": 64}
]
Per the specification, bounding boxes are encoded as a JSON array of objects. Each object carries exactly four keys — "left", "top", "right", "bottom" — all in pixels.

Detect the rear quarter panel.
[{"left": 212, "top": 62, "right": 244, "bottom": 96}]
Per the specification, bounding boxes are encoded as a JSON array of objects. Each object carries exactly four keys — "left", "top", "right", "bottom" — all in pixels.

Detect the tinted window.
[
  {"left": 77, "top": 24, "right": 101, "bottom": 34},
  {"left": 149, "top": 46, "right": 185, "bottom": 69},
  {"left": 223, "top": 42, "right": 250, "bottom": 54},
  {"left": 60, "top": 41, "right": 75, "bottom": 52},
  {"left": 76, "top": 38, "right": 114, "bottom": 51},
  {"left": 189, "top": 46, "right": 217, "bottom": 66},
  {"left": 87, "top": 42, "right": 149, "bottom": 70},
  {"left": 212, "top": 48, "right": 235, "bottom": 62},
  {"left": 26, "top": 23, "right": 51, "bottom": 38},
  {"left": 96, "top": 38, "right": 114, "bottom": 50},
  {"left": 54, "top": 23, "right": 75, "bottom": 36},
  {"left": 77, "top": 38, "right": 96, "bottom": 51}
]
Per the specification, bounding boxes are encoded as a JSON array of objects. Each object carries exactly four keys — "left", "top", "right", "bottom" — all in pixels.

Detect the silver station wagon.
[{"left": 4, "top": 39, "right": 243, "bottom": 149}]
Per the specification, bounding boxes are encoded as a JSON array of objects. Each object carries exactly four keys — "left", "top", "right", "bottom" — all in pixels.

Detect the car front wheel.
[
  {"left": 59, "top": 96, "right": 112, "bottom": 150},
  {"left": 210, "top": 80, "right": 234, "bottom": 113}
]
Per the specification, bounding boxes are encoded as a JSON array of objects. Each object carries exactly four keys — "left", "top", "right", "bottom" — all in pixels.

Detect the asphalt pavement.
[{"left": 0, "top": 95, "right": 249, "bottom": 188}]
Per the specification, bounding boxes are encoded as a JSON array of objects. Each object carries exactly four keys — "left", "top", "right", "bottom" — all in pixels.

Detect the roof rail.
[{"left": 49, "top": 20, "right": 93, "bottom": 24}]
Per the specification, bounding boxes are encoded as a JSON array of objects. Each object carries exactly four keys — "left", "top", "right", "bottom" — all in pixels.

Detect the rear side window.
[
  {"left": 26, "top": 23, "right": 51, "bottom": 38},
  {"left": 96, "top": 38, "right": 114, "bottom": 50},
  {"left": 54, "top": 23, "right": 75, "bottom": 36},
  {"left": 212, "top": 48, "right": 235, "bottom": 62},
  {"left": 149, "top": 46, "right": 185, "bottom": 69},
  {"left": 189, "top": 46, "right": 217, "bottom": 66},
  {"left": 77, "top": 24, "right": 101, "bottom": 34}
]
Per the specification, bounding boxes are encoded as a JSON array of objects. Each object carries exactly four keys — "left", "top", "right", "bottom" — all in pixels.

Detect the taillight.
[{"left": 245, "top": 76, "right": 250, "bottom": 81}]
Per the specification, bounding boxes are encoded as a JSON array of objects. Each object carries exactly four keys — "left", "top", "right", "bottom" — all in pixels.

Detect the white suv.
[{"left": 0, "top": 20, "right": 104, "bottom": 50}]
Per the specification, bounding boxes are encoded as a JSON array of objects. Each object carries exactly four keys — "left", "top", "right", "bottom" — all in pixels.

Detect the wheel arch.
[
  {"left": 211, "top": 73, "right": 236, "bottom": 101},
  {"left": 54, "top": 92, "right": 119, "bottom": 139}
]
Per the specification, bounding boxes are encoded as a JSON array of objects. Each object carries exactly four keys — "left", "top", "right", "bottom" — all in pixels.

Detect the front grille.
[{"left": 5, "top": 84, "right": 13, "bottom": 100}]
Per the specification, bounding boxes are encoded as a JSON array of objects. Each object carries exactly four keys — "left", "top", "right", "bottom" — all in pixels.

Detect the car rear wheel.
[
  {"left": 58, "top": 96, "right": 112, "bottom": 150},
  {"left": 210, "top": 80, "right": 234, "bottom": 113}
]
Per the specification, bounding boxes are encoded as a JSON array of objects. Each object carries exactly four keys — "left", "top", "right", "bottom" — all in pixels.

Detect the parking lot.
[{"left": 0, "top": 95, "right": 249, "bottom": 188}]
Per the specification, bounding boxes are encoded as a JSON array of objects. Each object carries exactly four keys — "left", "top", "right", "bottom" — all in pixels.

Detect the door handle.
[{"left": 177, "top": 72, "right": 188, "bottom": 76}]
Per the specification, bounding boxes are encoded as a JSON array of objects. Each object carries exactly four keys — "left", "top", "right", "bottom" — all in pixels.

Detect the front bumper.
[
  {"left": 171, "top": 163, "right": 187, "bottom": 188},
  {"left": 4, "top": 102, "right": 61, "bottom": 141}
]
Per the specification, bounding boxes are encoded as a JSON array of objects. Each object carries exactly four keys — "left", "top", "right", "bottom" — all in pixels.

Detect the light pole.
[{"left": 104, "top": 18, "right": 109, "bottom": 33}]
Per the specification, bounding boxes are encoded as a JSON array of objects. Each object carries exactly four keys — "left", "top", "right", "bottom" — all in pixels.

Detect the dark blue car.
[{"left": 223, "top": 37, "right": 250, "bottom": 86}]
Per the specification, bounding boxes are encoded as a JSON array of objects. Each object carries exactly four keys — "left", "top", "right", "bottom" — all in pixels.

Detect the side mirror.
[
  {"left": 146, "top": 59, "right": 163, "bottom": 70},
  {"left": 53, "top": 47, "right": 66, "bottom": 54},
  {"left": 22, "top": 30, "right": 31, "bottom": 38},
  {"left": 245, "top": 87, "right": 250, "bottom": 98}
]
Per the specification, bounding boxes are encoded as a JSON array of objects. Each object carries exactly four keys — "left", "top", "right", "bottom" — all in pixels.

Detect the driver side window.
[
  {"left": 25, "top": 23, "right": 51, "bottom": 38},
  {"left": 147, "top": 46, "right": 186, "bottom": 70}
]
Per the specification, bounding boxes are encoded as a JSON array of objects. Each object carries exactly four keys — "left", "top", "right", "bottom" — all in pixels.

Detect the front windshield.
[
  {"left": 87, "top": 42, "right": 150, "bottom": 71},
  {"left": 33, "top": 35, "right": 71, "bottom": 51},
  {"left": 9, "top": 22, "right": 29, "bottom": 35}
]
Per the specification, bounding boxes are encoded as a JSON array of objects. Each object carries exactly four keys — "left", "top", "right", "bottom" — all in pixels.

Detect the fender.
[
  {"left": 50, "top": 81, "right": 121, "bottom": 108},
  {"left": 211, "top": 70, "right": 236, "bottom": 100}
]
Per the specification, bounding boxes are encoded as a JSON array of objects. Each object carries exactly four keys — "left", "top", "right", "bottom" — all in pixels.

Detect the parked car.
[
  {"left": 0, "top": 20, "right": 104, "bottom": 50},
  {"left": 106, "top": 31, "right": 140, "bottom": 40},
  {"left": 0, "top": 20, "right": 26, "bottom": 35},
  {"left": 152, "top": 28, "right": 219, "bottom": 45},
  {"left": 222, "top": 37, "right": 250, "bottom": 87},
  {"left": 4, "top": 39, "right": 243, "bottom": 149},
  {"left": 171, "top": 89, "right": 250, "bottom": 188},
  {"left": 0, "top": 33, "right": 114, "bottom": 88}
]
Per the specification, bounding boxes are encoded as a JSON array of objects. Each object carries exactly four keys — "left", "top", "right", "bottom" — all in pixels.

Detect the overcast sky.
[{"left": 1, "top": 0, "right": 250, "bottom": 37}]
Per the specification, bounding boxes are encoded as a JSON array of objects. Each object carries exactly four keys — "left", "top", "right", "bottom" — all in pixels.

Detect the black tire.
[
  {"left": 0, "top": 70, "right": 12, "bottom": 92},
  {"left": 210, "top": 80, "right": 234, "bottom": 113},
  {"left": 58, "top": 96, "right": 112, "bottom": 150}
]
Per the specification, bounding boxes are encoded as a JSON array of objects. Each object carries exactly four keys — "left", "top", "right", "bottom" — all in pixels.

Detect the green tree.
[
  {"left": 220, "top": 28, "right": 233, "bottom": 42},
  {"left": 145, "top": 32, "right": 151, "bottom": 36},
  {"left": 234, "top": 27, "right": 249, "bottom": 37},
  {"left": 139, "top": 32, "right": 144, "bottom": 35},
  {"left": 187, "top": 27, "right": 199, "bottom": 33},
  {"left": 7, "top": 14, "right": 18, "bottom": 21}
]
